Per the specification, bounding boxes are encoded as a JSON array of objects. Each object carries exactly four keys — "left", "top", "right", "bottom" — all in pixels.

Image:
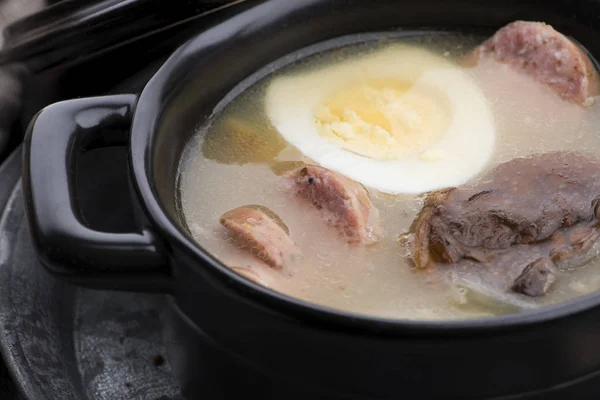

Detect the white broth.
[{"left": 177, "top": 33, "right": 600, "bottom": 320}]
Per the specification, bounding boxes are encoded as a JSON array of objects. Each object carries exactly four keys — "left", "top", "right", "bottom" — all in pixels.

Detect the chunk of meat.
[
  {"left": 511, "top": 257, "right": 556, "bottom": 297},
  {"left": 549, "top": 224, "right": 600, "bottom": 270},
  {"left": 220, "top": 205, "right": 300, "bottom": 269},
  {"left": 443, "top": 220, "right": 598, "bottom": 307},
  {"left": 281, "top": 165, "right": 382, "bottom": 245},
  {"left": 476, "top": 21, "right": 598, "bottom": 105},
  {"left": 409, "top": 152, "right": 600, "bottom": 270}
]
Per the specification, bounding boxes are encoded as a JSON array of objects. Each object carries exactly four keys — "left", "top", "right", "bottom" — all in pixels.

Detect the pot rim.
[{"left": 130, "top": 0, "right": 600, "bottom": 336}]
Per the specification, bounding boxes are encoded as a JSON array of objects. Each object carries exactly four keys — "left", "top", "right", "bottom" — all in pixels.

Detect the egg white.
[{"left": 265, "top": 45, "right": 496, "bottom": 194}]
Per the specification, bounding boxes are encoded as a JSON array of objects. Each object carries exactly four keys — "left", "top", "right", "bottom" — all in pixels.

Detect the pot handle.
[{"left": 23, "top": 94, "right": 170, "bottom": 292}]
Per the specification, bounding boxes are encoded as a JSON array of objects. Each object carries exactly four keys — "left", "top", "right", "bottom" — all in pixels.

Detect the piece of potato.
[{"left": 202, "top": 117, "right": 287, "bottom": 164}]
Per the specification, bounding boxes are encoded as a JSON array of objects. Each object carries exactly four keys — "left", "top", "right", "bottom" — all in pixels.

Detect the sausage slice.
[
  {"left": 281, "top": 165, "right": 382, "bottom": 245},
  {"left": 220, "top": 205, "right": 300, "bottom": 269},
  {"left": 477, "top": 21, "right": 598, "bottom": 105}
]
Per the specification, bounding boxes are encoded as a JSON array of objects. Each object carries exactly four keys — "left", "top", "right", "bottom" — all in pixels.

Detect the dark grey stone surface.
[{"left": 0, "top": 147, "right": 183, "bottom": 399}]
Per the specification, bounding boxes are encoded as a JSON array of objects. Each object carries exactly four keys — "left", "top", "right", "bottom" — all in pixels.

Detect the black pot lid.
[{"left": 0, "top": 0, "right": 248, "bottom": 73}]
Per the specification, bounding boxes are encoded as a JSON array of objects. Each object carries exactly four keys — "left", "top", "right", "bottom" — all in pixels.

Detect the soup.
[{"left": 177, "top": 22, "right": 600, "bottom": 320}]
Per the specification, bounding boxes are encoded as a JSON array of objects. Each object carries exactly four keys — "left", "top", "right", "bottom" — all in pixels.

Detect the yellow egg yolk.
[{"left": 314, "top": 79, "right": 452, "bottom": 160}]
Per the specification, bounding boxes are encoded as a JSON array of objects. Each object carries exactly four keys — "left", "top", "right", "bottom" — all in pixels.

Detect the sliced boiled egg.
[{"left": 265, "top": 45, "right": 496, "bottom": 194}]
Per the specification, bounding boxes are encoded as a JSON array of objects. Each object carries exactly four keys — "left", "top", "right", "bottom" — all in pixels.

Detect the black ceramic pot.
[{"left": 22, "top": 0, "right": 600, "bottom": 398}]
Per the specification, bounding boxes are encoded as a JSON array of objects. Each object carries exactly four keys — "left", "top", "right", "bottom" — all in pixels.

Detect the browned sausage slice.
[
  {"left": 281, "top": 165, "right": 382, "bottom": 245},
  {"left": 477, "top": 21, "right": 598, "bottom": 105},
  {"left": 220, "top": 205, "right": 300, "bottom": 269}
]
